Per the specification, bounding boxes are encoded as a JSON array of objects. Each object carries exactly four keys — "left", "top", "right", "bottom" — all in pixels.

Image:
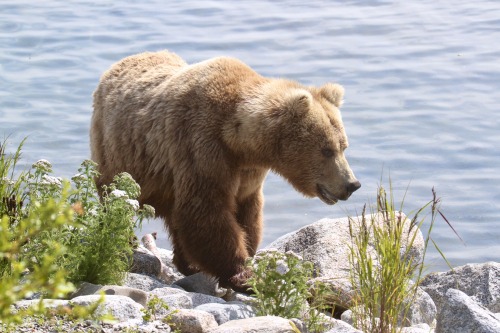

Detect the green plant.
[
  {"left": 61, "top": 161, "right": 155, "bottom": 285},
  {"left": 0, "top": 137, "right": 27, "bottom": 223},
  {"left": 247, "top": 249, "right": 332, "bottom": 332},
  {"left": 347, "top": 181, "right": 455, "bottom": 333},
  {"left": 0, "top": 138, "right": 154, "bottom": 329},
  {"left": 0, "top": 139, "right": 76, "bottom": 327},
  {"left": 142, "top": 295, "right": 171, "bottom": 322},
  {"left": 0, "top": 188, "right": 76, "bottom": 327},
  {"left": 2, "top": 293, "right": 113, "bottom": 333},
  {"left": 141, "top": 295, "right": 180, "bottom": 332}
]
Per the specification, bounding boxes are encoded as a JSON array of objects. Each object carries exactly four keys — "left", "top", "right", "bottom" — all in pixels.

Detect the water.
[{"left": 1, "top": 0, "right": 499, "bottom": 273}]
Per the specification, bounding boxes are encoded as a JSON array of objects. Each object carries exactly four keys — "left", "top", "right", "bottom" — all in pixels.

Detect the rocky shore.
[{"left": 11, "top": 214, "right": 500, "bottom": 332}]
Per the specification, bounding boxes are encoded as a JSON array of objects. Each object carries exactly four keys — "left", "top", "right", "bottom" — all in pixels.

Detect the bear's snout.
[{"left": 346, "top": 180, "right": 361, "bottom": 197}]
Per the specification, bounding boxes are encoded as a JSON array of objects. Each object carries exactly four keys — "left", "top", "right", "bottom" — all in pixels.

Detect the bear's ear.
[
  {"left": 320, "top": 83, "right": 344, "bottom": 107},
  {"left": 283, "top": 89, "right": 312, "bottom": 116}
]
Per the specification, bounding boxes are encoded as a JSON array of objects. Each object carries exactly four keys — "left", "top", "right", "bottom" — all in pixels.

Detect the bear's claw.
[{"left": 221, "top": 268, "right": 253, "bottom": 293}]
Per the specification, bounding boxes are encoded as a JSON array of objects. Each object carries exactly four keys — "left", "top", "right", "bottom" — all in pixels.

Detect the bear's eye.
[{"left": 321, "top": 148, "right": 334, "bottom": 158}]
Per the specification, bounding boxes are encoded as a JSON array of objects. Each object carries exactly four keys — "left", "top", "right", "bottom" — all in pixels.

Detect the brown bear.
[{"left": 90, "top": 50, "right": 360, "bottom": 291}]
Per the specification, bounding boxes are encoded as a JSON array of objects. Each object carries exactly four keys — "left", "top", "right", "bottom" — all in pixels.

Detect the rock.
[
  {"left": 420, "top": 262, "right": 500, "bottom": 313},
  {"left": 337, "top": 283, "right": 436, "bottom": 327},
  {"left": 267, "top": 213, "right": 424, "bottom": 281},
  {"left": 190, "top": 292, "right": 228, "bottom": 308},
  {"left": 156, "top": 248, "right": 176, "bottom": 268},
  {"left": 71, "top": 281, "right": 149, "bottom": 306},
  {"left": 174, "top": 272, "right": 226, "bottom": 297},
  {"left": 195, "top": 302, "right": 256, "bottom": 324},
  {"left": 141, "top": 234, "right": 184, "bottom": 284},
  {"left": 401, "top": 323, "right": 433, "bottom": 333},
  {"left": 131, "top": 247, "right": 162, "bottom": 277},
  {"left": 124, "top": 272, "right": 170, "bottom": 291},
  {"left": 399, "top": 284, "right": 437, "bottom": 326},
  {"left": 70, "top": 294, "right": 143, "bottom": 322},
  {"left": 208, "top": 315, "right": 296, "bottom": 333},
  {"left": 289, "top": 318, "right": 307, "bottom": 332},
  {"left": 436, "top": 289, "right": 500, "bottom": 333},
  {"left": 223, "top": 290, "right": 258, "bottom": 306},
  {"left": 150, "top": 286, "right": 188, "bottom": 297},
  {"left": 324, "top": 318, "right": 364, "bottom": 333},
  {"left": 340, "top": 309, "right": 354, "bottom": 326},
  {"left": 13, "top": 299, "right": 69, "bottom": 311},
  {"left": 311, "top": 277, "right": 353, "bottom": 310},
  {"left": 340, "top": 286, "right": 436, "bottom": 330},
  {"left": 149, "top": 286, "right": 231, "bottom": 311},
  {"left": 158, "top": 292, "right": 193, "bottom": 309},
  {"left": 169, "top": 308, "right": 218, "bottom": 333},
  {"left": 111, "top": 320, "right": 172, "bottom": 332}
]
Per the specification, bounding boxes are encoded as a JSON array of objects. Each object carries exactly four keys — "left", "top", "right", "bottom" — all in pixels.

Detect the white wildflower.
[
  {"left": 87, "top": 208, "right": 98, "bottom": 217},
  {"left": 71, "top": 173, "right": 86, "bottom": 183},
  {"left": 125, "top": 199, "right": 140, "bottom": 211},
  {"left": 255, "top": 248, "right": 279, "bottom": 258},
  {"left": 1, "top": 177, "right": 15, "bottom": 186},
  {"left": 275, "top": 259, "right": 289, "bottom": 275},
  {"left": 32, "top": 159, "right": 52, "bottom": 172},
  {"left": 40, "top": 175, "right": 62, "bottom": 187},
  {"left": 142, "top": 204, "right": 155, "bottom": 218},
  {"left": 81, "top": 160, "right": 97, "bottom": 168},
  {"left": 110, "top": 189, "right": 128, "bottom": 198}
]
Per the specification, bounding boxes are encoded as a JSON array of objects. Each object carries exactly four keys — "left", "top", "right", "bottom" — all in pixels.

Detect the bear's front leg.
[
  {"left": 236, "top": 190, "right": 264, "bottom": 257},
  {"left": 172, "top": 187, "right": 253, "bottom": 292}
]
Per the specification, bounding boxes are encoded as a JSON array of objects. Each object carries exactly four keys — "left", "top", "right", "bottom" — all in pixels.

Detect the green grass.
[{"left": 347, "top": 180, "right": 455, "bottom": 333}]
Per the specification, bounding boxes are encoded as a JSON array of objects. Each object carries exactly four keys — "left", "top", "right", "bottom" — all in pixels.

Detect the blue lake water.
[{"left": 1, "top": 0, "right": 499, "bottom": 272}]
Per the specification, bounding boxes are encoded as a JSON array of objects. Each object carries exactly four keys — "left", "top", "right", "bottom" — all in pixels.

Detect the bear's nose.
[{"left": 347, "top": 180, "right": 361, "bottom": 195}]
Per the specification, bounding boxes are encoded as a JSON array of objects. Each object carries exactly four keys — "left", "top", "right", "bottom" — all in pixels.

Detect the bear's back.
[{"left": 90, "top": 52, "right": 264, "bottom": 208}]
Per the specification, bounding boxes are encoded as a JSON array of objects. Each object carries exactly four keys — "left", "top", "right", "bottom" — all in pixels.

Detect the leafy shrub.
[
  {"left": 0, "top": 187, "right": 75, "bottom": 326},
  {"left": 0, "top": 138, "right": 155, "bottom": 327},
  {"left": 1, "top": 139, "right": 75, "bottom": 326},
  {"left": 62, "top": 161, "right": 154, "bottom": 285},
  {"left": 247, "top": 249, "right": 332, "bottom": 332}
]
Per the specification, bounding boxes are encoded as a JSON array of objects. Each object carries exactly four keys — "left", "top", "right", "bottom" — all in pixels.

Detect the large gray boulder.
[
  {"left": 436, "top": 289, "right": 500, "bottom": 333},
  {"left": 420, "top": 262, "right": 500, "bottom": 313},
  {"left": 266, "top": 213, "right": 424, "bottom": 280}
]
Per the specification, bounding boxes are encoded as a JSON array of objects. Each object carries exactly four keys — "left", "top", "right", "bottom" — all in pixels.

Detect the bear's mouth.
[{"left": 316, "top": 184, "right": 338, "bottom": 205}]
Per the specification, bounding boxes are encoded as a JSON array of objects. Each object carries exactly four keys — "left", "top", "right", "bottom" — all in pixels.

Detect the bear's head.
[
  {"left": 260, "top": 81, "right": 360, "bottom": 204},
  {"left": 226, "top": 80, "right": 360, "bottom": 204},
  {"left": 238, "top": 80, "right": 361, "bottom": 205}
]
